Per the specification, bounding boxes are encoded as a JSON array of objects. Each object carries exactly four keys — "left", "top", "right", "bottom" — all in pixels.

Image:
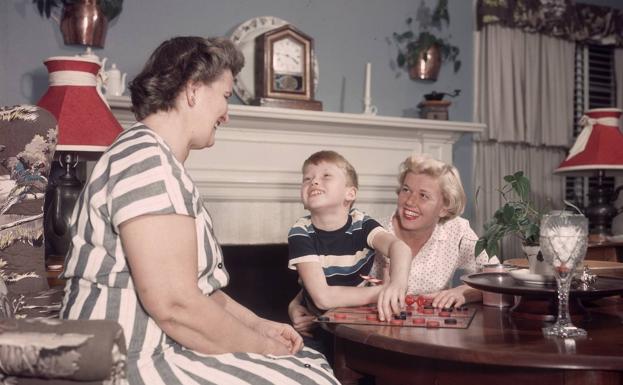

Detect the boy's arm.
[
  {"left": 370, "top": 231, "right": 413, "bottom": 321},
  {"left": 296, "top": 261, "right": 383, "bottom": 311}
]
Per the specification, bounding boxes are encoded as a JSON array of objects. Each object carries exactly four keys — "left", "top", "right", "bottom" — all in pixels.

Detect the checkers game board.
[{"left": 315, "top": 296, "right": 476, "bottom": 329}]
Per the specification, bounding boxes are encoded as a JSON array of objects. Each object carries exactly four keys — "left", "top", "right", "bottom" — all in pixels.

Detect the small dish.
[{"left": 508, "top": 269, "right": 555, "bottom": 285}]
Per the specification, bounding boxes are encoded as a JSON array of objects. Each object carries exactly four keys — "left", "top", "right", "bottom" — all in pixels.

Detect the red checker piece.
[
  {"left": 438, "top": 311, "right": 451, "bottom": 317},
  {"left": 423, "top": 308, "right": 434, "bottom": 315},
  {"left": 426, "top": 320, "right": 440, "bottom": 328},
  {"left": 390, "top": 319, "right": 404, "bottom": 325},
  {"left": 416, "top": 296, "right": 428, "bottom": 307},
  {"left": 366, "top": 314, "right": 379, "bottom": 321},
  {"left": 334, "top": 313, "right": 348, "bottom": 320},
  {"left": 412, "top": 317, "right": 426, "bottom": 325},
  {"left": 405, "top": 294, "right": 416, "bottom": 306}
]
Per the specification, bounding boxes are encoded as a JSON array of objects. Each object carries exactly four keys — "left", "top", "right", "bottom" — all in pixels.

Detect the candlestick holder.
[{"left": 363, "top": 101, "right": 378, "bottom": 115}]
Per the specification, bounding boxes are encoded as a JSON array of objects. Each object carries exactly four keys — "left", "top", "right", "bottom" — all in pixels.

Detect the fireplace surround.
[{"left": 108, "top": 97, "right": 484, "bottom": 321}]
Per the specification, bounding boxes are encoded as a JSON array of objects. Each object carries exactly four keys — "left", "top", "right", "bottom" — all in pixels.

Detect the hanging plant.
[
  {"left": 391, "top": 0, "right": 461, "bottom": 78},
  {"left": 32, "top": 0, "right": 123, "bottom": 22}
]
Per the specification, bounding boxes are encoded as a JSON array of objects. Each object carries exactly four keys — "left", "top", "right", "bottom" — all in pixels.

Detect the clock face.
[
  {"left": 272, "top": 37, "right": 304, "bottom": 75},
  {"left": 272, "top": 37, "right": 305, "bottom": 92}
]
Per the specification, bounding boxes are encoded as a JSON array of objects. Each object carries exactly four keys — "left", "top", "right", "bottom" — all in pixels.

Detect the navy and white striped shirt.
[{"left": 288, "top": 208, "right": 385, "bottom": 312}]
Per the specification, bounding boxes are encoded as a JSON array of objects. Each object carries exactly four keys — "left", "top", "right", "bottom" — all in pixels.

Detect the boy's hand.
[
  {"left": 289, "top": 301, "right": 317, "bottom": 337},
  {"left": 376, "top": 282, "right": 406, "bottom": 322}
]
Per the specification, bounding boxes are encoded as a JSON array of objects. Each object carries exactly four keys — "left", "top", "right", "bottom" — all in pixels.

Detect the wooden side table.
[{"left": 586, "top": 241, "right": 623, "bottom": 262}]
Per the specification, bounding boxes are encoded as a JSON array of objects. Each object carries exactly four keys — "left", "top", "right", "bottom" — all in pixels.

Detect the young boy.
[{"left": 288, "top": 150, "right": 412, "bottom": 327}]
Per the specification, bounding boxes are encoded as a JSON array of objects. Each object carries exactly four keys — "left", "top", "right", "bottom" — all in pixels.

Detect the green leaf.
[
  {"left": 486, "top": 236, "right": 500, "bottom": 259},
  {"left": 453, "top": 60, "right": 461, "bottom": 73},
  {"left": 475, "top": 239, "right": 486, "bottom": 257},
  {"left": 502, "top": 204, "right": 515, "bottom": 223},
  {"left": 512, "top": 174, "right": 530, "bottom": 201},
  {"left": 396, "top": 52, "right": 406, "bottom": 67},
  {"left": 99, "top": 0, "right": 123, "bottom": 21}
]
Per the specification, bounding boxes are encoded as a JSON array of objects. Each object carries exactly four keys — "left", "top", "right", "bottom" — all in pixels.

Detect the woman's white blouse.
[{"left": 372, "top": 214, "right": 490, "bottom": 294}]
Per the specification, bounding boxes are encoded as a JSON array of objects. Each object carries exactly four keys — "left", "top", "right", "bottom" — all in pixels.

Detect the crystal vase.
[{"left": 539, "top": 211, "right": 588, "bottom": 338}]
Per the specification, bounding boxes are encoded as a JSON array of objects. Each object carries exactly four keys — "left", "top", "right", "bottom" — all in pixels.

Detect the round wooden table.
[{"left": 321, "top": 298, "right": 623, "bottom": 385}]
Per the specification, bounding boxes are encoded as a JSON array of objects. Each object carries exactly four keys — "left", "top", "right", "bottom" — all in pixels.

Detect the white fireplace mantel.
[{"left": 108, "top": 96, "right": 484, "bottom": 244}]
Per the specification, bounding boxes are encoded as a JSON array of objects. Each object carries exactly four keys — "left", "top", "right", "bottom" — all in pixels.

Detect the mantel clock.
[{"left": 253, "top": 24, "right": 322, "bottom": 110}]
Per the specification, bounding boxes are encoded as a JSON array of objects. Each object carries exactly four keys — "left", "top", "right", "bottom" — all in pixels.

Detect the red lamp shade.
[
  {"left": 555, "top": 108, "right": 623, "bottom": 175},
  {"left": 37, "top": 56, "right": 122, "bottom": 154}
]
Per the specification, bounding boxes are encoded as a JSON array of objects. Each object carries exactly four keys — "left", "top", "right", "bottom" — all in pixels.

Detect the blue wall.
[
  {"left": 2, "top": 0, "right": 619, "bottom": 221},
  {"left": 1, "top": 0, "right": 475, "bottom": 119}
]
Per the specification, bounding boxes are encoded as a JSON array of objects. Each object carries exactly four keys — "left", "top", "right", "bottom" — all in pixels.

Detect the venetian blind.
[{"left": 565, "top": 44, "right": 616, "bottom": 232}]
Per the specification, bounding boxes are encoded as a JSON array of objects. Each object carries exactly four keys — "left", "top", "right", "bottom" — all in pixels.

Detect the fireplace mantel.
[{"left": 108, "top": 96, "right": 484, "bottom": 244}]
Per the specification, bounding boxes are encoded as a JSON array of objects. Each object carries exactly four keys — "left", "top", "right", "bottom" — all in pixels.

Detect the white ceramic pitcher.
[{"left": 104, "top": 63, "right": 127, "bottom": 96}]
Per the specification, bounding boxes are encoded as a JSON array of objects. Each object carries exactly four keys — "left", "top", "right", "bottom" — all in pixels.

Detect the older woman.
[
  {"left": 60, "top": 36, "right": 339, "bottom": 385},
  {"left": 290, "top": 154, "right": 490, "bottom": 334}
]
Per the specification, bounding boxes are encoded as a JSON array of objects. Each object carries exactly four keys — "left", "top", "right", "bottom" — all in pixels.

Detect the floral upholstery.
[
  {"left": 1, "top": 105, "right": 56, "bottom": 297},
  {"left": 0, "top": 105, "right": 127, "bottom": 384}
]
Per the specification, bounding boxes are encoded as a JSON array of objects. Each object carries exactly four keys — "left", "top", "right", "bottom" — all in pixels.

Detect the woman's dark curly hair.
[{"left": 129, "top": 36, "right": 244, "bottom": 121}]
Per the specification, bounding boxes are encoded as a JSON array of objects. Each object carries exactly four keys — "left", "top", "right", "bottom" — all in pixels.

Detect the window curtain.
[
  {"left": 474, "top": 0, "right": 623, "bottom": 260},
  {"left": 476, "top": 0, "right": 623, "bottom": 46},
  {"left": 474, "top": 24, "right": 571, "bottom": 260}
]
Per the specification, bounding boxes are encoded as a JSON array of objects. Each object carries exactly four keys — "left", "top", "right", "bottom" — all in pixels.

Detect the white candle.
[{"left": 364, "top": 62, "right": 371, "bottom": 103}]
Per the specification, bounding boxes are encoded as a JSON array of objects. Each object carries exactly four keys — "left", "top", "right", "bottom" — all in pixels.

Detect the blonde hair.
[
  {"left": 397, "top": 154, "right": 466, "bottom": 221},
  {"left": 302, "top": 150, "right": 359, "bottom": 189}
]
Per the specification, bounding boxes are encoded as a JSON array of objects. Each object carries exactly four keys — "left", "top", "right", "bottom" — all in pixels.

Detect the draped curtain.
[
  {"left": 474, "top": 24, "right": 571, "bottom": 260},
  {"left": 474, "top": 0, "right": 623, "bottom": 260},
  {"left": 474, "top": 0, "right": 623, "bottom": 259}
]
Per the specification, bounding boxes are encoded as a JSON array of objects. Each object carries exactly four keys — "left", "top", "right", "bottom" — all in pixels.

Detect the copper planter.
[
  {"left": 60, "top": 0, "right": 108, "bottom": 48},
  {"left": 409, "top": 43, "right": 441, "bottom": 81}
]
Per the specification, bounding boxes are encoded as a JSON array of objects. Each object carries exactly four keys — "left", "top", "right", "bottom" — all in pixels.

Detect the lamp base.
[
  {"left": 585, "top": 171, "right": 623, "bottom": 242},
  {"left": 44, "top": 153, "right": 85, "bottom": 258}
]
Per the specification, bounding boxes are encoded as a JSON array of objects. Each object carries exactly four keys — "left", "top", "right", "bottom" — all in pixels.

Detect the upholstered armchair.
[{"left": 0, "top": 105, "right": 127, "bottom": 384}]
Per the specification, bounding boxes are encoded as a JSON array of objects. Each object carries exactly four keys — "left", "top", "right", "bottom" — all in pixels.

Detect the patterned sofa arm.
[{"left": 0, "top": 318, "right": 127, "bottom": 384}]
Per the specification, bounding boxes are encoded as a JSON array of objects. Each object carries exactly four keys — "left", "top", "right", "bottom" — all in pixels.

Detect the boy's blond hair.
[
  {"left": 302, "top": 150, "right": 359, "bottom": 189},
  {"left": 397, "top": 154, "right": 466, "bottom": 221}
]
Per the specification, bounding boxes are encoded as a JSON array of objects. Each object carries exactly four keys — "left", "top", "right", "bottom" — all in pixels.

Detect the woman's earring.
[{"left": 190, "top": 95, "right": 196, "bottom": 106}]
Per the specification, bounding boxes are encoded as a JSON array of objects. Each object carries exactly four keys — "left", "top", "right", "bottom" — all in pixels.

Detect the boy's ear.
[{"left": 345, "top": 186, "right": 357, "bottom": 203}]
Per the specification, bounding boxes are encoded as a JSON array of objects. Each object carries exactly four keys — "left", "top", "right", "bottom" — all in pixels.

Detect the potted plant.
[
  {"left": 32, "top": 0, "right": 123, "bottom": 48},
  {"left": 475, "top": 171, "right": 542, "bottom": 261},
  {"left": 33, "top": 0, "right": 122, "bottom": 21},
  {"left": 391, "top": 0, "right": 461, "bottom": 81}
]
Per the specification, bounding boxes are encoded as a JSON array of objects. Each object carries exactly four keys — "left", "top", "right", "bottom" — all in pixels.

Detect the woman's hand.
[
  {"left": 430, "top": 287, "right": 467, "bottom": 309},
  {"left": 288, "top": 299, "right": 316, "bottom": 337},
  {"left": 376, "top": 282, "right": 405, "bottom": 322},
  {"left": 254, "top": 319, "right": 303, "bottom": 355}
]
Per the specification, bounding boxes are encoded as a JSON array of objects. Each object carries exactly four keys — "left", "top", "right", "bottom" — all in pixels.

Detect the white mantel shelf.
[
  {"left": 108, "top": 96, "right": 483, "bottom": 140},
  {"left": 108, "top": 96, "right": 484, "bottom": 244}
]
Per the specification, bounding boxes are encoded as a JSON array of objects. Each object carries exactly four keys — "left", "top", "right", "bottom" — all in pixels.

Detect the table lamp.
[
  {"left": 37, "top": 55, "right": 122, "bottom": 257},
  {"left": 554, "top": 108, "right": 623, "bottom": 242}
]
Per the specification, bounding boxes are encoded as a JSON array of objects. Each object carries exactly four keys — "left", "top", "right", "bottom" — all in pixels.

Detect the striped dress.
[{"left": 59, "top": 124, "right": 339, "bottom": 385}]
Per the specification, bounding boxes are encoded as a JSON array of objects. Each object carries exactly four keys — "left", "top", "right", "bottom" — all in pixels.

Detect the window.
[{"left": 565, "top": 44, "right": 616, "bottom": 232}]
